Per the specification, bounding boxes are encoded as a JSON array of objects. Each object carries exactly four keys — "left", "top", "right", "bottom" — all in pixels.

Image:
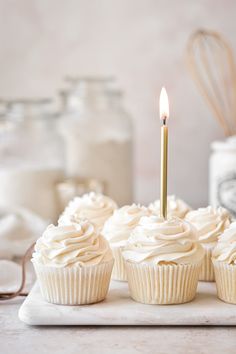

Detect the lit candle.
[{"left": 159, "top": 87, "right": 169, "bottom": 219}]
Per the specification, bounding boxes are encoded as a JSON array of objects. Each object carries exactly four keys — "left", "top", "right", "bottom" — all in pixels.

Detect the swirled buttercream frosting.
[
  {"left": 149, "top": 195, "right": 191, "bottom": 219},
  {"left": 185, "top": 206, "right": 230, "bottom": 244},
  {"left": 32, "top": 220, "right": 113, "bottom": 267},
  {"left": 122, "top": 215, "right": 204, "bottom": 265},
  {"left": 102, "top": 204, "right": 150, "bottom": 247},
  {"left": 58, "top": 192, "right": 117, "bottom": 231},
  {"left": 212, "top": 222, "right": 236, "bottom": 264}
]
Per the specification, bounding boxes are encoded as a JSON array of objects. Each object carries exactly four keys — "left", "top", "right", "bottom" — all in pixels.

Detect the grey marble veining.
[{"left": 18, "top": 280, "right": 236, "bottom": 326}]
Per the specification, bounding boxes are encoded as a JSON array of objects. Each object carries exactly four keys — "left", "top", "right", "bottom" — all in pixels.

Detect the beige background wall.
[{"left": 0, "top": 0, "right": 235, "bottom": 207}]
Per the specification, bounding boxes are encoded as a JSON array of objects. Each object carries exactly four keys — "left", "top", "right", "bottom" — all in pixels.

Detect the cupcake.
[
  {"left": 212, "top": 222, "right": 236, "bottom": 304},
  {"left": 32, "top": 219, "right": 114, "bottom": 305},
  {"left": 102, "top": 204, "right": 149, "bottom": 281},
  {"left": 149, "top": 195, "right": 191, "bottom": 219},
  {"left": 186, "top": 206, "right": 230, "bottom": 282},
  {"left": 58, "top": 192, "right": 117, "bottom": 231},
  {"left": 122, "top": 215, "right": 204, "bottom": 305}
]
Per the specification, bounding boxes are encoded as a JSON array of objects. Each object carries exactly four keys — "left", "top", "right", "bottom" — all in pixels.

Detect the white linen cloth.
[
  {"left": 0, "top": 206, "right": 47, "bottom": 259},
  {"left": 0, "top": 260, "right": 34, "bottom": 293},
  {"left": 0, "top": 207, "right": 46, "bottom": 293}
]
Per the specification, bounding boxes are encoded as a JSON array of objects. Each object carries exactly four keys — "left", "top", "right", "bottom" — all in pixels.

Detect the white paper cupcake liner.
[
  {"left": 125, "top": 261, "right": 201, "bottom": 305},
  {"left": 199, "top": 244, "right": 215, "bottom": 282},
  {"left": 111, "top": 246, "right": 127, "bottom": 281},
  {"left": 213, "top": 260, "right": 236, "bottom": 304},
  {"left": 33, "top": 260, "right": 114, "bottom": 305}
]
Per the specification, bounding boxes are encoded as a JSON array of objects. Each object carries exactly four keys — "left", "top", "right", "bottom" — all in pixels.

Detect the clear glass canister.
[
  {"left": 209, "top": 136, "right": 236, "bottom": 217},
  {"left": 0, "top": 99, "right": 64, "bottom": 222},
  {"left": 59, "top": 77, "right": 133, "bottom": 206}
]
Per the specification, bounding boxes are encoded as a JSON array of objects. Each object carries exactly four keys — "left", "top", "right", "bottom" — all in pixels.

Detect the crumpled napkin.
[{"left": 0, "top": 206, "right": 47, "bottom": 259}]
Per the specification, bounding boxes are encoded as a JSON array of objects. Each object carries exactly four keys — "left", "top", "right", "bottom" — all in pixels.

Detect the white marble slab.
[{"left": 18, "top": 281, "right": 236, "bottom": 326}]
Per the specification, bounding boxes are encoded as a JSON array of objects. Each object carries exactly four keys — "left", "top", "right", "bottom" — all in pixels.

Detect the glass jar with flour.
[
  {"left": 0, "top": 99, "right": 64, "bottom": 222},
  {"left": 209, "top": 136, "right": 236, "bottom": 217},
  {"left": 59, "top": 77, "right": 133, "bottom": 206}
]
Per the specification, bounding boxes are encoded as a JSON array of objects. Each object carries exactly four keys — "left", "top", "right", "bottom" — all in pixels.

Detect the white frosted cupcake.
[
  {"left": 58, "top": 192, "right": 117, "bottom": 232},
  {"left": 149, "top": 195, "right": 191, "bottom": 219},
  {"left": 212, "top": 222, "right": 236, "bottom": 304},
  {"left": 32, "top": 220, "right": 114, "bottom": 305},
  {"left": 186, "top": 206, "right": 230, "bottom": 282},
  {"left": 102, "top": 204, "right": 149, "bottom": 281},
  {"left": 122, "top": 215, "right": 204, "bottom": 305}
]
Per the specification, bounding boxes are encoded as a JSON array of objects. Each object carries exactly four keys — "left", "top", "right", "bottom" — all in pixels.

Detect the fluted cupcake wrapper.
[
  {"left": 199, "top": 244, "right": 215, "bottom": 282},
  {"left": 125, "top": 261, "right": 202, "bottom": 305},
  {"left": 213, "top": 260, "right": 236, "bottom": 304},
  {"left": 111, "top": 246, "right": 127, "bottom": 281},
  {"left": 33, "top": 260, "right": 114, "bottom": 305}
]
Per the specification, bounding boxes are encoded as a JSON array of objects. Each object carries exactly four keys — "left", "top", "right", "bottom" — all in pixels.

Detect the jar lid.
[
  {"left": 211, "top": 135, "right": 236, "bottom": 152},
  {"left": 64, "top": 76, "right": 115, "bottom": 83},
  {"left": 63, "top": 76, "right": 116, "bottom": 95},
  {"left": 5, "top": 98, "right": 54, "bottom": 121}
]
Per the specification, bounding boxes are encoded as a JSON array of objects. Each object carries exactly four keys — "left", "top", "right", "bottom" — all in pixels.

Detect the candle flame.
[{"left": 159, "top": 87, "right": 169, "bottom": 121}]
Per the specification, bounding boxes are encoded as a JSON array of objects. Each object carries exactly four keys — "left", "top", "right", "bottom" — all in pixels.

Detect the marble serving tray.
[{"left": 18, "top": 281, "right": 236, "bottom": 326}]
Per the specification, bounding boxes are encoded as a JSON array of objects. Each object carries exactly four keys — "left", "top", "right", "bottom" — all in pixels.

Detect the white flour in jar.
[
  {"left": 65, "top": 138, "right": 133, "bottom": 206},
  {"left": 0, "top": 168, "right": 64, "bottom": 222}
]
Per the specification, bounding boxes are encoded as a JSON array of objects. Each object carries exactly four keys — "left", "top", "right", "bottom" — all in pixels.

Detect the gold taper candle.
[{"left": 159, "top": 87, "right": 169, "bottom": 219}]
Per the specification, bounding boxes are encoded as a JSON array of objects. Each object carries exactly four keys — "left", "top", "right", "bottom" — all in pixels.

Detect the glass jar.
[
  {"left": 0, "top": 99, "right": 65, "bottom": 222},
  {"left": 5, "top": 99, "right": 64, "bottom": 168},
  {"left": 0, "top": 100, "right": 7, "bottom": 115},
  {"left": 56, "top": 177, "right": 105, "bottom": 211},
  {"left": 209, "top": 136, "right": 236, "bottom": 217},
  {"left": 59, "top": 77, "right": 133, "bottom": 206}
]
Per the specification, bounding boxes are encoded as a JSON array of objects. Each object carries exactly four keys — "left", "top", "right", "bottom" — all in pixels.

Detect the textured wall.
[{"left": 0, "top": 0, "right": 235, "bottom": 207}]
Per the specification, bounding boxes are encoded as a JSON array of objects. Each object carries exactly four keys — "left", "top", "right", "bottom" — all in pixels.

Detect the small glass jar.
[
  {"left": 209, "top": 136, "right": 236, "bottom": 217},
  {"left": 0, "top": 99, "right": 65, "bottom": 222},
  {"left": 59, "top": 77, "right": 133, "bottom": 206},
  {"left": 0, "top": 100, "right": 7, "bottom": 115},
  {"left": 5, "top": 99, "right": 64, "bottom": 168},
  {"left": 56, "top": 177, "right": 105, "bottom": 212}
]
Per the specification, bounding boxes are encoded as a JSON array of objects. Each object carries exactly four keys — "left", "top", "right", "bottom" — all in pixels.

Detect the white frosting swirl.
[
  {"left": 212, "top": 222, "right": 236, "bottom": 264},
  {"left": 102, "top": 204, "right": 149, "bottom": 247},
  {"left": 149, "top": 195, "right": 191, "bottom": 219},
  {"left": 32, "top": 220, "right": 113, "bottom": 267},
  {"left": 58, "top": 192, "right": 117, "bottom": 231},
  {"left": 185, "top": 206, "right": 230, "bottom": 244},
  {"left": 122, "top": 215, "right": 204, "bottom": 265}
]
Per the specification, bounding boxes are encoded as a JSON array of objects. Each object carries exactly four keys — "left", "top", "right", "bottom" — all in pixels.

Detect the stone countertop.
[{"left": 1, "top": 297, "right": 236, "bottom": 354}]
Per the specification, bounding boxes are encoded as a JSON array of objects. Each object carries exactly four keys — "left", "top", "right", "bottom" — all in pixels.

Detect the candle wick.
[{"left": 161, "top": 116, "right": 167, "bottom": 125}]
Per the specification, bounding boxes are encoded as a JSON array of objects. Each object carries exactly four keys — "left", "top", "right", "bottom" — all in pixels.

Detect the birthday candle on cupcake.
[{"left": 159, "top": 87, "right": 169, "bottom": 219}]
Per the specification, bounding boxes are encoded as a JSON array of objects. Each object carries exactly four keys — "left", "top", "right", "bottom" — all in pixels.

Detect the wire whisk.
[{"left": 186, "top": 29, "right": 236, "bottom": 136}]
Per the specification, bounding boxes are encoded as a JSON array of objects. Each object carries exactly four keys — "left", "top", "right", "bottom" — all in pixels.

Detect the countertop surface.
[{"left": 1, "top": 297, "right": 236, "bottom": 354}]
